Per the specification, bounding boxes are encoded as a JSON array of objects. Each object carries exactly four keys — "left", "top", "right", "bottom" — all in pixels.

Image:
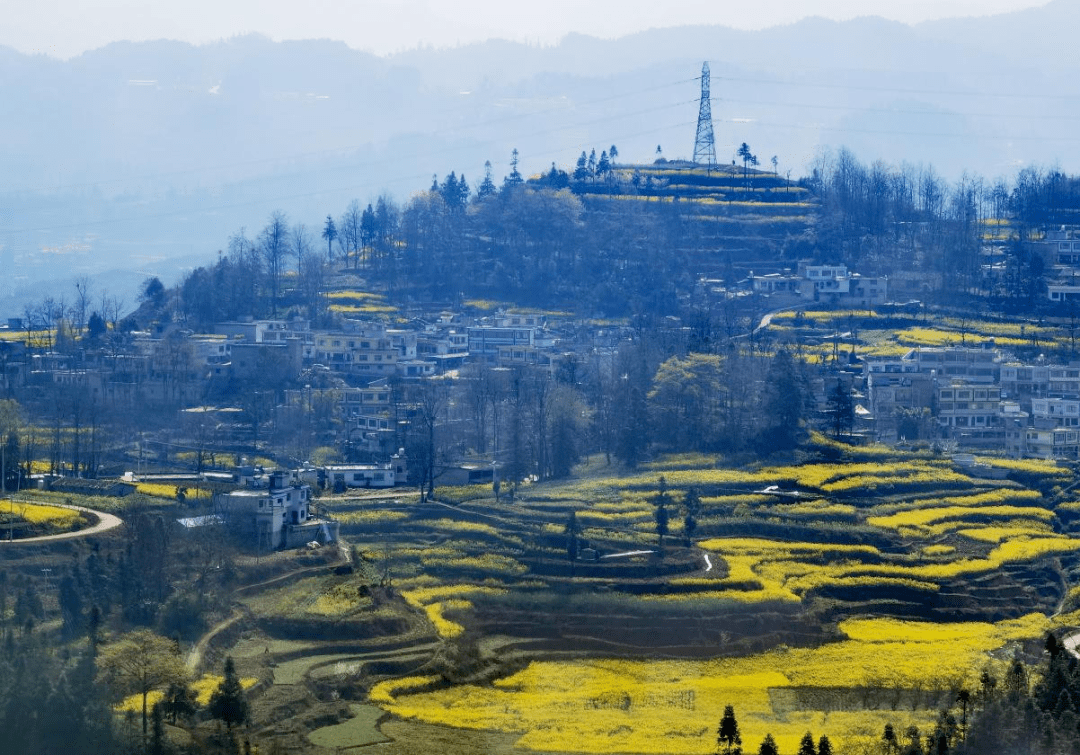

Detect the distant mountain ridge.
[{"left": 0, "top": 2, "right": 1077, "bottom": 316}]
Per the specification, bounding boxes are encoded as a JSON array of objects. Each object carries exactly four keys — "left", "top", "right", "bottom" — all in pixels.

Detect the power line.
[
  {"left": 15, "top": 76, "right": 701, "bottom": 195},
  {"left": 720, "top": 117, "right": 1080, "bottom": 143},
  {"left": 3, "top": 118, "right": 699, "bottom": 236},
  {"left": 720, "top": 97, "right": 1080, "bottom": 124},
  {"left": 713, "top": 73, "right": 1080, "bottom": 102}
]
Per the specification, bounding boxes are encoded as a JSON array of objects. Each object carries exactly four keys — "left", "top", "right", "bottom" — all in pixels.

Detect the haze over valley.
[{"left": 2, "top": 0, "right": 1079, "bottom": 316}]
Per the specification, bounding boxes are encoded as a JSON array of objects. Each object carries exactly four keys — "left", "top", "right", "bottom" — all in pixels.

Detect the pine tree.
[
  {"left": 321, "top": 215, "right": 337, "bottom": 261},
  {"left": 564, "top": 511, "right": 581, "bottom": 563},
  {"left": 597, "top": 150, "right": 611, "bottom": 176},
  {"left": 683, "top": 486, "right": 701, "bottom": 545},
  {"left": 161, "top": 680, "right": 198, "bottom": 724},
  {"left": 798, "top": 731, "right": 817, "bottom": 755},
  {"left": 653, "top": 476, "right": 670, "bottom": 548},
  {"left": 574, "top": 151, "right": 589, "bottom": 181},
  {"left": 477, "top": 160, "right": 497, "bottom": 199},
  {"left": 149, "top": 702, "right": 166, "bottom": 755},
  {"left": 503, "top": 148, "right": 523, "bottom": 188},
  {"left": 883, "top": 723, "right": 899, "bottom": 754},
  {"left": 58, "top": 570, "right": 83, "bottom": 640},
  {"left": 718, "top": 704, "right": 742, "bottom": 755},
  {"left": 758, "top": 733, "right": 779, "bottom": 755},
  {"left": 209, "top": 656, "right": 248, "bottom": 730},
  {"left": 827, "top": 381, "right": 855, "bottom": 439},
  {"left": 817, "top": 735, "right": 833, "bottom": 755}
]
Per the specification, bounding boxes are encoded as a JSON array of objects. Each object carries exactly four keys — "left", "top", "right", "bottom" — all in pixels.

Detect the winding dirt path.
[
  {"left": 0, "top": 499, "right": 123, "bottom": 544},
  {"left": 187, "top": 607, "right": 245, "bottom": 671}
]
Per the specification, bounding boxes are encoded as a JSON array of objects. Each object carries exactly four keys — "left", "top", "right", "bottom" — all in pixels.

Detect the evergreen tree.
[
  {"left": 86, "top": 311, "right": 106, "bottom": 340},
  {"left": 564, "top": 511, "right": 581, "bottom": 563},
  {"left": 653, "top": 476, "right": 670, "bottom": 548},
  {"left": 597, "top": 150, "right": 611, "bottom": 176},
  {"left": 681, "top": 484, "right": 702, "bottom": 545},
  {"left": 718, "top": 704, "right": 742, "bottom": 755},
  {"left": 826, "top": 381, "right": 855, "bottom": 439},
  {"left": 503, "top": 148, "right": 523, "bottom": 189},
  {"left": 798, "top": 731, "right": 817, "bottom": 755},
  {"left": 209, "top": 656, "right": 249, "bottom": 730},
  {"left": 884, "top": 723, "right": 899, "bottom": 754},
  {"left": 817, "top": 735, "right": 833, "bottom": 755},
  {"left": 574, "top": 151, "right": 589, "bottom": 181},
  {"left": 1007, "top": 658, "right": 1028, "bottom": 695},
  {"left": 149, "top": 702, "right": 166, "bottom": 755},
  {"left": 477, "top": 160, "right": 497, "bottom": 199},
  {"left": 757, "top": 733, "right": 779, "bottom": 755},
  {"left": 360, "top": 203, "right": 377, "bottom": 260},
  {"left": 58, "top": 570, "right": 83, "bottom": 640},
  {"left": 161, "top": 680, "right": 198, "bottom": 724},
  {"left": 321, "top": 215, "right": 337, "bottom": 261},
  {"left": 760, "top": 348, "right": 807, "bottom": 450}
]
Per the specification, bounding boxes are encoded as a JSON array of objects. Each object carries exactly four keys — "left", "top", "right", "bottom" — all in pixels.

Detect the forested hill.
[{"left": 150, "top": 154, "right": 1080, "bottom": 330}]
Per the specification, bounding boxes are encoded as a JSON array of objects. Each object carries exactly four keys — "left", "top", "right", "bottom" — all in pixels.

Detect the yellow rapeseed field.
[
  {"left": 867, "top": 504, "right": 1054, "bottom": 536},
  {"left": 116, "top": 673, "right": 257, "bottom": 713},
  {"left": 136, "top": 483, "right": 211, "bottom": 500},
  {"left": 401, "top": 584, "right": 509, "bottom": 639},
  {"left": 373, "top": 615, "right": 1042, "bottom": 754},
  {"left": 10, "top": 502, "right": 82, "bottom": 526}
]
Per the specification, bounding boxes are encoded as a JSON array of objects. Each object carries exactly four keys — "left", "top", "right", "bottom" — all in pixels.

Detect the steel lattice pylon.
[{"left": 693, "top": 62, "right": 717, "bottom": 166}]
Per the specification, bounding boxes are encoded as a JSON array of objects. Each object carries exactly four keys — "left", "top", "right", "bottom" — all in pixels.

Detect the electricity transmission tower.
[{"left": 693, "top": 62, "right": 717, "bottom": 166}]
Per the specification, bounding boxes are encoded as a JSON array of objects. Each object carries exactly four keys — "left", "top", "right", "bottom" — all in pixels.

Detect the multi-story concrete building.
[
  {"left": 1031, "top": 397, "right": 1080, "bottom": 427},
  {"left": 1000, "top": 363, "right": 1080, "bottom": 407},
  {"left": 220, "top": 472, "right": 337, "bottom": 551},
  {"left": 313, "top": 327, "right": 419, "bottom": 378},
  {"left": 467, "top": 325, "right": 536, "bottom": 365}
]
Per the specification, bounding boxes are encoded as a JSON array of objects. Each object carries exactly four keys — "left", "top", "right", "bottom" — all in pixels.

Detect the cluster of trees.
[
  {"left": 173, "top": 148, "right": 696, "bottom": 321},
  {"left": 717, "top": 704, "right": 833, "bottom": 755},
  {"left": 804, "top": 149, "right": 1080, "bottom": 303},
  {"left": 573, "top": 145, "right": 619, "bottom": 181},
  {"left": 715, "top": 643, "right": 1080, "bottom": 755},
  {"left": 0, "top": 623, "right": 251, "bottom": 755},
  {"left": 1, "top": 513, "right": 251, "bottom": 753},
  {"left": 424, "top": 335, "right": 817, "bottom": 495},
  {"left": 956, "top": 635, "right": 1080, "bottom": 754}
]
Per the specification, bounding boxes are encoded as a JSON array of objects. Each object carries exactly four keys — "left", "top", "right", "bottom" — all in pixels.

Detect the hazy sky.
[{"left": 6, "top": 0, "right": 1053, "bottom": 59}]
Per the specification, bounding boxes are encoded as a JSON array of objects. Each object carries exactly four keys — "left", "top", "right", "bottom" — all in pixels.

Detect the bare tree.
[
  {"left": 338, "top": 200, "right": 363, "bottom": 269},
  {"left": 73, "top": 276, "right": 92, "bottom": 335},
  {"left": 292, "top": 223, "right": 313, "bottom": 274},
  {"left": 259, "top": 211, "right": 290, "bottom": 315}
]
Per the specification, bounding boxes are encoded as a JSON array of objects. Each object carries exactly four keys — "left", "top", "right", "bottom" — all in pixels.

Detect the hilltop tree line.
[
  {"left": 806, "top": 149, "right": 1080, "bottom": 304},
  {"left": 162, "top": 147, "right": 1080, "bottom": 334}
]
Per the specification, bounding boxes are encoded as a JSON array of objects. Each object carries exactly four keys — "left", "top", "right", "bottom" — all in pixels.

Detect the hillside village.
[
  {"left": 11, "top": 155, "right": 1080, "bottom": 755},
  {"left": 7, "top": 243, "right": 1080, "bottom": 506}
]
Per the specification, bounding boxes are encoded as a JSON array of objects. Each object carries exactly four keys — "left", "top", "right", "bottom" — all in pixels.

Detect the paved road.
[{"left": 0, "top": 499, "right": 123, "bottom": 544}]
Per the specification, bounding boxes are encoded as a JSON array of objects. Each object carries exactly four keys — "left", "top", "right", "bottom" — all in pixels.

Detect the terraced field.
[{"left": 204, "top": 437, "right": 1080, "bottom": 753}]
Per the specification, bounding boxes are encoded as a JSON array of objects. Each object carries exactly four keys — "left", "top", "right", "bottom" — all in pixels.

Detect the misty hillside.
[{"left": 1, "top": 0, "right": 1078, "bottom": 317}]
